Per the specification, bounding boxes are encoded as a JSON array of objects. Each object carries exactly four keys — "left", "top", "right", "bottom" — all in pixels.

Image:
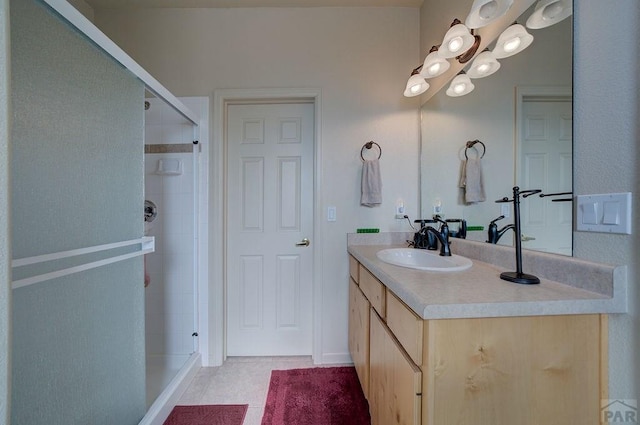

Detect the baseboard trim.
[
  {"left": 317, "top": 352, "right": 353, "bottom": 365},
  {"left": 139, "top": 352, "right": 201, "bottom": 425}
]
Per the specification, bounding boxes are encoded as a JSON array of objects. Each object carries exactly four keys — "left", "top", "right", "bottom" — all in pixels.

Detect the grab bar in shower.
[{"left": 11, "top": 237, "right": 155, "bottom": 290}]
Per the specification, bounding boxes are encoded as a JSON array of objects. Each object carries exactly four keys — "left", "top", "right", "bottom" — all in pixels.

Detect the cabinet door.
[
  {"left": 370, "top": 309, "right": 422, "bottom": 425},
  {"left": 424, "top": 315, "right": 603, "bottom": 425},
  {"left": 349, "top": 278, "right": 370, "bottom": 399}
]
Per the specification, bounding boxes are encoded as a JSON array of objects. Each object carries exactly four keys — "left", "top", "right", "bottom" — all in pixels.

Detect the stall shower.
[{"left": 143, "top": 97, "right": 209, "bottom": 410}]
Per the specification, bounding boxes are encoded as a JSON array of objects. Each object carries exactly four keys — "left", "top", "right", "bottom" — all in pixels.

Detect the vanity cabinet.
[
  {"left": 347, "top": 255, "right": 607, "bottom": 425},
  {"left": 349, "top": 278, "right": 370, "bottom": 399},
  {"left": 369, "top": 308, "right": 422, "bottom": 425}
]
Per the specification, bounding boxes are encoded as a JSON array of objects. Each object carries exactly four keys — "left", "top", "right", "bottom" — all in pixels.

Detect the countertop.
[{"left": 347, "top": 234, "right": 627, "bottom": 320}]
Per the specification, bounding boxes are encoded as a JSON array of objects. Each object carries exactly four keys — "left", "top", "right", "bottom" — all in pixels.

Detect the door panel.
[
  {"left": 519, "top": 99, "right": 572, "bottom": 255},
  {"left": 226, "top": 103, "right": 314, "bottom": 356}
]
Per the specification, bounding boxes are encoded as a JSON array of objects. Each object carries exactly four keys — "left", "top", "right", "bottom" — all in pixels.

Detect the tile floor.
[{"left": 177, "top": 356, "right": 348, "bottom": 425}]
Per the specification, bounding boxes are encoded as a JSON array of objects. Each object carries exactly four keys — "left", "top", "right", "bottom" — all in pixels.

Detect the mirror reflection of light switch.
[
  {"left": 327, "top": 206, "right": 336, "bottom": 222},
  {"left": 602, "top": 201, "right": 620, "bottom": 225},
  {"left": 582, "top": 202, "right": 598, "bottom": 225}
]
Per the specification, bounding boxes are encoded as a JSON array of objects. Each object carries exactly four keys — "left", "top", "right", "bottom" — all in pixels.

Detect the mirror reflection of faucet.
[
  {"left": 446, "top": 218, "right": 467, "bottom": 239},
  {"left": 486, "top": 215, "right": 515, "bottom": 244}
]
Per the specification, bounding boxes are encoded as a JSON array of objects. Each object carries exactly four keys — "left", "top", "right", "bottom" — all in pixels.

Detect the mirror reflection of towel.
[
  {"left": 361, "top": 159, "right": 382, "bottom": 207},
  {"left": 459, "top": 158, "right": 485, "bottom": 203}
]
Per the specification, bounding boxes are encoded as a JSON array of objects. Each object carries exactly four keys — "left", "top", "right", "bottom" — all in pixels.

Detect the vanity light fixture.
[
  {"left": 438, "top": 19, "right": 481, "bottom": 63},
  {"left": 403, "top": 66, "right": 430, "bottom": 97},
  {"left": 420, "top": 46, "right": 451, "bottom": 79},
  {"left": 446, "top": 71, "right": 475, "bottom": 97},
  {"left": 526, "top": 0, "right": 572, "bottom": 29},
  {"left": 492, "top": 23, "right": 533, "bottom": 59},
  {"left": 465, "top": 0, "right": 514, "bottom": 29},
  {"left": 467, "top": 49, "right": 501, "bottom": 78}
]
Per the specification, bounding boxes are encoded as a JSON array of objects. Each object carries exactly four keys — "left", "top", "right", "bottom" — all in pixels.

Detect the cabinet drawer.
[
  {"left": 359, "top": 265, "right": 386, "bottom": 318},
  {"left": 386, "top": 290, "right": 423, "bottom": 366},
  {"left": 349, "top": 255, "right": 359, "bottom": 283}
]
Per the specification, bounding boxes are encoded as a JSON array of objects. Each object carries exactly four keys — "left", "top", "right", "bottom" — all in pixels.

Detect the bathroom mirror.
[{"left": 420, "top": 4, "right": 572, "bottom": 256}]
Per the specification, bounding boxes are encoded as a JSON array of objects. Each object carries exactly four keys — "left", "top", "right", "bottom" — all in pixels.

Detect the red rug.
[
  {"left": 261, "top": 367, "right": 370, "bottom": 425},
  {"left": 163, "top": 404, "right": 248, "bottom": 425}
]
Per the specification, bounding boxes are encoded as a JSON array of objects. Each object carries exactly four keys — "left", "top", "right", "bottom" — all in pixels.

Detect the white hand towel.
[
  {"left": 459, "top": 158, "right": 485, "bottom": 203},
  {"left": 361, "top": 159, "right": 382, "bottom": 207}
]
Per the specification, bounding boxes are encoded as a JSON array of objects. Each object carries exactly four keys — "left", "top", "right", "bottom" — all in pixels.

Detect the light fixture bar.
[
  {"left": 438, "top": 19, "right": 480, "bottom": 62},
  {"left": 465, "top": 0, "right": 515, "bottom": 29},
  {"left": 404, "top": 66, "right": 429, "bottom": 97},
  {"left": 492, "top": 23, "right": 533, "bottom": 59},
  {"left": 526, "top": 0, "right": 573, "bottom": 29},
  {"left": 446, "top": 71, "right": 475, "bottom": 97},
  {"left": 420, "top": 46, "right": 451, "bottom": 79},
  {"left": 467, "top": 49, "right": 501, "bottom": 78}
]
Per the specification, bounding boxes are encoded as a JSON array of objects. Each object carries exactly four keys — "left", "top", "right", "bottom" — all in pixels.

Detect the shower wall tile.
[
  {"left": 144, "top": 101, "right": 199, "bottom": 358},
  {"left": 145, "top": 124, "right": 162, "bottom": 145}
]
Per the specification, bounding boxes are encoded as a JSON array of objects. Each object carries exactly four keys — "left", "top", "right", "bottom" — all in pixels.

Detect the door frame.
[{"left": 210, "top": 88, "right": 323, "bottom": 366}]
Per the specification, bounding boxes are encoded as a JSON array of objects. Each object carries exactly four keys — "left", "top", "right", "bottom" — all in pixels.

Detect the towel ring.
[
  {"left": 361, "top": 141, "right": 382, "bottom": 161},
  {"left": 464, "top": 140, "right": 486, "bottom": 159}
]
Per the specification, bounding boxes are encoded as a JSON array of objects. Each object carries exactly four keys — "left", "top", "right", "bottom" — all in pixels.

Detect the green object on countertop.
[
  {"left": 357, "top": 228, "right": 380, "bottom": 233},
  {"left": 466, "top": 225, "right": 484, "bottom": 231}
]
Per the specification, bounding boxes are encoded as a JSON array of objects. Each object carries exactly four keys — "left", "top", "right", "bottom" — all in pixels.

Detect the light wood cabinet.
[
  {"left": 423, "top": 315, "right": 604, "bottom": 425},
  {"left": 359, "top": 265, "right": 386, "bottom": 318},
  {"left": 348, "top": 278, "right": 370, "bottom": 399},
  {"left": 349, "top": 255, "right": 359, "bottom": 283},
  {"left": 386, "top": 291, "right": 423, "bottom": 366},
  {"left": 348, "top": 256, "right": 607, "bottom": 425},
  {"left": 370, "top": 309, "right": 422, "bottom": 425}
]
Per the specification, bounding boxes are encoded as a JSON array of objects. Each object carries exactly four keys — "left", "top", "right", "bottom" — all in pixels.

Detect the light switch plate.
[
  {"left": 576, "top": 192, "right": 632, "bottom": 234},
  {"left": 327, "top": 206, "right": 336, "bottom": 222},
  {"left": 501, "top": 204, "right": 510, "bottom": 218}
]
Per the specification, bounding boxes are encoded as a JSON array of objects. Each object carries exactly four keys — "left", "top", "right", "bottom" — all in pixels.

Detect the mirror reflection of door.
[{"left": 518, "top": 93, "right": 572, "bottom": 256}]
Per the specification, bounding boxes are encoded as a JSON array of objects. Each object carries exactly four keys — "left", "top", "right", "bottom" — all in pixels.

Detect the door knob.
[
  {"left": 296, "top": 238, "right": 310, "bottom": 247},
  {"left": 521, "top": 234, "right": 536, "bottom": 242}
]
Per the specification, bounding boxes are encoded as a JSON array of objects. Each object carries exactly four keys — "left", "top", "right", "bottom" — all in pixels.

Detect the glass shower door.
[{"left": 10, "top": 0, "right": 147, "bottom": 423}]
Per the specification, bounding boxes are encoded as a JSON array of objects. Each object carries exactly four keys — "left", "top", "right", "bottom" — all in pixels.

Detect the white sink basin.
[{"left": 376, "top": 248, "right": 472, "bottom": 272}]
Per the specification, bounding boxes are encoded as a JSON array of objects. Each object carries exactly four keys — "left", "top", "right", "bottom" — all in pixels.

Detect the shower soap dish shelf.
[{"left": 155, "top": 158, "right": 183, "bottom": 175}]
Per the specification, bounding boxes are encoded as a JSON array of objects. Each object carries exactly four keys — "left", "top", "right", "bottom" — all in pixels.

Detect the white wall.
[
  {"left": 0, "top": 0, "right": 10, "bottom": 422},
  {"left": 573, "top": 0, "right": 639, "bottom": 402},
  {"left": 94, "top": 7, "right": 421, "bottom": 363}
]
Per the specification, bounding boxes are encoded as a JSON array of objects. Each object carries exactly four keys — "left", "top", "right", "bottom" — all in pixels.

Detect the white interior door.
[
  {"left": 519, "top": 97, "right": 572, "bottom": 255},
  {"left": 226, "top": 102, "right": 314, "bottom": 356}
]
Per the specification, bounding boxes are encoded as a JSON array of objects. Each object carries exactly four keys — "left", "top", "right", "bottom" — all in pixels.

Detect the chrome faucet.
[{"left": 486, "top": 215, "right": 515, "bottom": 244}]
